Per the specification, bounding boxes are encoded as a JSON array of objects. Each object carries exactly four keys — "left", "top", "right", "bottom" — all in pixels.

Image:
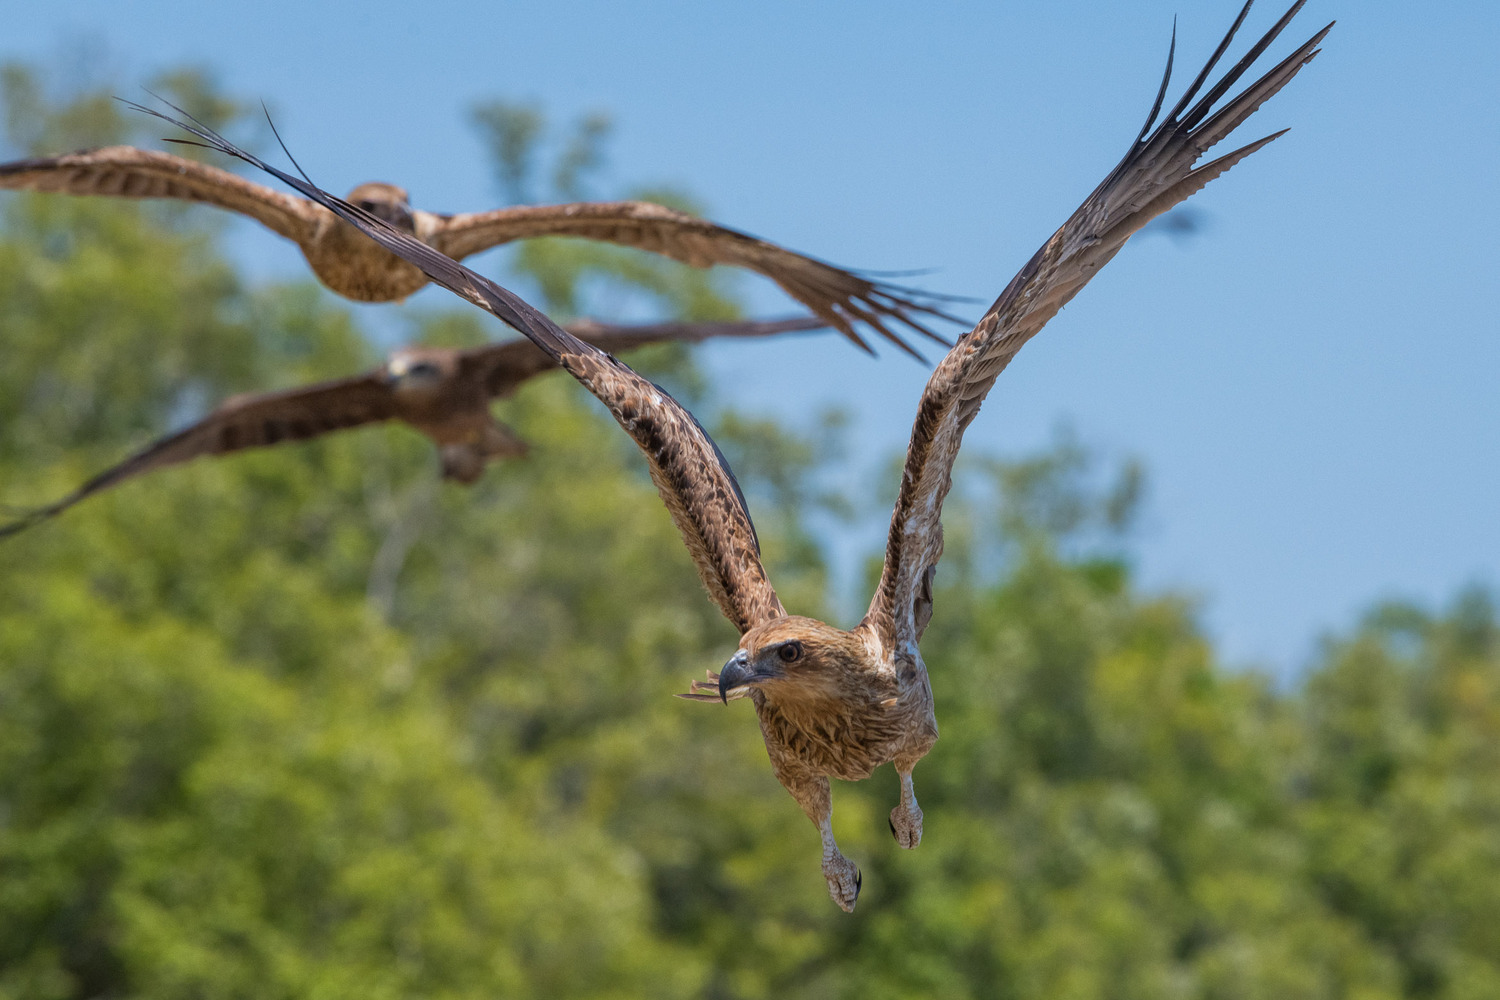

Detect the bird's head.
[
  {"left": 346, "top": 182, "right": 415, "bottom": 233},
  {"left": 718, "top": 616, "right": 869, "bottom": 705},
  {"left": 385, "top": 348, "right": 454, "bottom": 392}
]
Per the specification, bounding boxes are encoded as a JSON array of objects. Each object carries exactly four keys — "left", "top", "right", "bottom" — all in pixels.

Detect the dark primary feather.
[
  {"left": 862, "top": 0, "right": 1331, "bottom": 653},
  {"left": 129, "top": 97, "right": 786, "bottom": 632}
]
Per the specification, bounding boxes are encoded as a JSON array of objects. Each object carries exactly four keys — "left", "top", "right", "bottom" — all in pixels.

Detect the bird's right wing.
[
  {"left": 467, "top": 314, "right": 830, "bottom": 396},
  {"left": 0, "top": 372, "right": 399, "bottom": 538},
  {"left": 429, "top": 199, "right": 961, "bottom": 360},
  {"left": 0, "top": 145, "right": 320, "bottom": 243},
  {"left": 138, "top": 105, "right": 788, "bottom": 634},
  {"left": 863, "top": 1, "right": 1331, "bottom": 656}
]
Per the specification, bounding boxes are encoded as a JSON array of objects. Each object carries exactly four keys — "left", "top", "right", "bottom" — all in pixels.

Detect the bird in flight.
[
  {"left": 0, "top": 145, "right": 957, "bottom": 357},
  {"left": 0, "top": 315, "right": 828, "bottom": 539},
  {"left": 138, "top": 0, "right": 1329, "bottom": 910}
]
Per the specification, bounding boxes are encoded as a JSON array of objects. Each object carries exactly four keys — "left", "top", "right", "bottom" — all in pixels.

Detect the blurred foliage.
[
  {"left": 2, "top": 66, "right": 1498, "bottom": 1000},
  {"left": 2, "top": 58, "right": 255, "bottom": 158}
]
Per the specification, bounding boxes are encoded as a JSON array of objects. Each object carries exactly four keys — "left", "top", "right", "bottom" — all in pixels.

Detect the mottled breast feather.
[{"left": 863, "top": 0, "right": 1332, "bottom": 656}]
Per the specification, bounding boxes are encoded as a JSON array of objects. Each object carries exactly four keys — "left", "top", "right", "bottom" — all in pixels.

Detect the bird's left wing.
[
  {"left": 465, "top": 314, "right": 831, "bottom": 396},
  {"left": 0, "top": 145, "right": 320, "bottom": 243},
  {"left": 135, "top": 103, "right": 786, "bottom": 634},
  {"left": 429, "top": 199, "right": 961, "bottom": 360},
  {"left": 0, "top": 371, "right": 398, "bottom": 538},
  {"left": 862, "top": 1, "right": 1331, "bottom": 655}
]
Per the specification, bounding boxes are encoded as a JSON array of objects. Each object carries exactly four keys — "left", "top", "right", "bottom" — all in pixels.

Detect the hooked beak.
[{"left": 718, "top": 650, "right": 755, "bottom": 704}]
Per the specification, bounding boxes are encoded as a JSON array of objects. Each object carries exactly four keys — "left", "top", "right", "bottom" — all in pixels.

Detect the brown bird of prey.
[
  {"left": 0, "top": 315, "right": 828, "bottom": 538},
  {"left": 142, "top": 0, "right": 1329, "bottom": 910},
  {"left": 0, "top": 145, "right": 956, "bottom": 357}
]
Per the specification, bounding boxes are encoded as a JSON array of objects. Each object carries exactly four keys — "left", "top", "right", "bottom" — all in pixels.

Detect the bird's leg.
[
  {"left": 888, "top": 763, "right": 924, "bottom": 849},
  {"left": 781, "top": 770, "right": 860, "bottom": 912},
  {"left": 816, "top": 811, "right": 862, "bottom": 912},
  {"left": 438, "top": 444, "right": 485, "bottom": 483}
]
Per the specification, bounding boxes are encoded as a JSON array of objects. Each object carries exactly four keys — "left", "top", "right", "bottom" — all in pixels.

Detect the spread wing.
[
  {"left": 465, "top": 314, "right": 830, "bottom": 396},
  {"left": 0, "top": 372, "right": 398, "bottom": 538},
  {"left": 141, "top": 107, "right": 787, "bottom": 633},
  {"left": 863, "top": 1, "right": 1331, "bottom": 654},
  {"left": 0, "top": 145, "right": 320, "bottom": 243},
  {"left": 428, "top": 199, "right": 959, "bottom": 360}
]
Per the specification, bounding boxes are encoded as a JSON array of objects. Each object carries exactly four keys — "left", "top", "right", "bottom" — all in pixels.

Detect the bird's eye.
[
  {"left": 777, "top": 641, "right": 804, "bottom": 663},
  {"left": 357, "top": 200, "right": 376, "bottom": 211}
]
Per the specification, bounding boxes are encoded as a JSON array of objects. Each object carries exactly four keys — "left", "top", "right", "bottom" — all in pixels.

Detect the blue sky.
[{"left": 8, "top": 1, "right": 1498, "bottom": 674}]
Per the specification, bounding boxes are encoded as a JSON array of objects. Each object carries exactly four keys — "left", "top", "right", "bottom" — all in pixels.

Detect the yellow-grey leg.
[
  {"left": 816, "top": 810, "right": 861, "bottom": 912},
  {"left": 782, "top": 770, "right": 860, "bottom": 911}
]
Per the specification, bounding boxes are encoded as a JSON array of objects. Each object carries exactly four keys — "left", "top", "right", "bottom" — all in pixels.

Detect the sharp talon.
[
  {"left": 823, "top": 854, "right": 862, "bottom": 911},
  {"left": 888, "top": 816, "right": 898, "bottom": 840}
]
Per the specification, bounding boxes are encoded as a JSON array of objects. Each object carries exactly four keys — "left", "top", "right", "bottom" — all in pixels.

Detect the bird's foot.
[
  {"left": 822, "top": 853, "right": 862, "bottom": 912},
  {"left": 889, "top": 800, "right": 923, "bottom": 849}
]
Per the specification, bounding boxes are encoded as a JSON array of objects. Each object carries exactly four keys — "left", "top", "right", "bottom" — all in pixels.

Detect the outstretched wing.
[
  {"left": 0, "top": 372, "right": 398, "bottom": 539},
  {"left": 140, "top": 106, "right": 787, "bottom": 634},
  {"left": 466, "top": 314, "right": 830, "bottom": 396},
  {"left": 0, "top": 145, "right": 320, "bottom": 243},
  {"left": 429, "top": 199, "right": 960, "bottom": 360},
  {"left": 863, "top": 1, "right": 1331, "bottom": 654}
]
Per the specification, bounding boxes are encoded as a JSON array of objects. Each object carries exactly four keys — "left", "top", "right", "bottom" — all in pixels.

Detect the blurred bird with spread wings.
[
  {"left": 0, "top": 146, "right": 955, "bottom": 356},
  {"left": 139, "top": 0, "right": 1329, "bottom": 910},
  {"left": 0, "top": 315, "right": 827, "bottom": 538}
]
